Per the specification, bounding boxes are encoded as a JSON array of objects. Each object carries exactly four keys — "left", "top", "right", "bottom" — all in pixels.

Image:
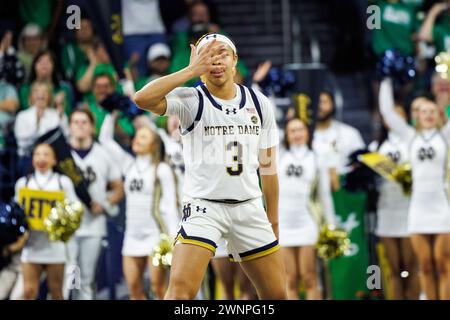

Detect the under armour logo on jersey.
[
  {"left": 225, "top": 108, "right": 237, "bottom": 115},
  {"left": 182, "top": 203, "right": 191, "bottom": 222},
  {"left": 82, "top": 166, "right": 96, "bottom": 186},
  {"left": 418, "top": 147, "right": 435, "bottom": 161},
  {"left": 129, "top": 179, "right": 144, "bottom": 192},
  {"left": 196, "top": 206, "right": 207, "bottom": 213},
  {"left": 287, "top": 164, "right": 303, "bottom": 177},
  {"left": 387, "top": 151, "right": 401, "bottom": 163}
]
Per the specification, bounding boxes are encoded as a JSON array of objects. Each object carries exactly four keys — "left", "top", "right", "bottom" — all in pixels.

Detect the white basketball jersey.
[
  {"left": 181, "top": 84, "right": 274, "bottom": 201},
  {"left": 410, "top": 130, "right": 449, "bottom": 192}
]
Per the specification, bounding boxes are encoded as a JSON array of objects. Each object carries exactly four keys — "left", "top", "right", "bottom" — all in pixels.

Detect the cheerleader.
[
  {"left": 66, "top": 109, "right": 124, "bottom": 300},
  {"left": 279, "top": 118, "right": 336, "bottom": 300},
  {"left": 99, "top": 113, "right": 179, "bottom": 300},
  {"left": 380, "top": 78, "right": 450, "bottom": 300},
  {"left": 369, "top": 106, "right": 420, "bottom": 300},
  {"left": 15, "top": 143, "right": 79, "bottom": 300}
]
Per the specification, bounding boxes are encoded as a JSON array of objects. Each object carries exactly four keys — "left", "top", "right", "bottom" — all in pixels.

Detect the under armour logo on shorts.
[
  {"left": 225, "top": 108, "right": 237, "bottom": 115},
  {"left": 182, "top": 203, "right": 191, "bottom": 221},
  {"left": 418, "top": 147, "right": 435, "bottom": 161},
  {"left": 196, "top": 206, "right": 206, "bottom": 213}
]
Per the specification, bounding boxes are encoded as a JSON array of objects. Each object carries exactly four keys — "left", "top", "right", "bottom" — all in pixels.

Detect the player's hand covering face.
[{"left": 188, "top": 40, "right": 237, "bottom": 85}]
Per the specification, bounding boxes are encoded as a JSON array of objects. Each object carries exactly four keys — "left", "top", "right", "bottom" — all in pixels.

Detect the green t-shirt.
[
  {"left": 433, "top": 14, "right": 450, "bottom": 53},
  {"left": 61, "top": 42, "right": 89, "bottom": 81},
  {"left": 76, "top": 63, "right": 119, "bottom": 99},
  {"left": 19, "top": 81, "right": 73, "bottom": 116},
  {"left": 371, "top": 1, "right": 420, "bottom": 56},
  {"left": 19, "top": 0, "right": 55, "bottom": 32},
  {"left": 169, "top": 31, "right": 249, "bottom": 87},
  {"left": 75, "top": 63, "right": 118, "bottom": 82},
  {"left": 84, "top": 94, "right": 135, "bottom": 138}
]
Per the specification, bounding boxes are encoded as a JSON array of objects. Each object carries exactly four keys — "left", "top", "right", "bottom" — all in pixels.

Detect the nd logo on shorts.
[{"left": 182, "top": 203, "right": 207, "bottom": 222}]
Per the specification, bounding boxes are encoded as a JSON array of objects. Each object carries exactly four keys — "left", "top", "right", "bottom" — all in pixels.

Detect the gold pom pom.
[
  {"left": 435, "top": 52, "right": 450, "bottom": 80},
  {"left": 151, "top": 234, "right": 173, "bottom": 268},
  {"left": 44, "top": 199, "right": 84, "bottom": 242},
  {"left": 317, "top": 224, "right": 351, "bottom": 260},
  {"left": 391, "top": 163, "right": 412, "bottom": 196}
]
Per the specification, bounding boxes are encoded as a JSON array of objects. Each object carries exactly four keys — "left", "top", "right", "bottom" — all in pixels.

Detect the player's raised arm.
[{"left": 133, "top": 40, "right": 227, "bottom": 115}]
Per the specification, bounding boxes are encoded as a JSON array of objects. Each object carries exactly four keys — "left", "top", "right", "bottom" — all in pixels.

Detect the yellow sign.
[
  {"left": 359, "top": 152, "right": 412, "bottom": 195},
  {"left": 359, "top": 152, "right": 398, "bottom": 182},
  {"left": 17, "top": 188, "right": 65, "bottom": 231}
]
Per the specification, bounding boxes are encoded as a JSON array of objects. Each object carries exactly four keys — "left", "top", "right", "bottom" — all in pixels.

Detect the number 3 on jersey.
[{"left": 226, "top": 141, "right": 243, "bottom": 176}]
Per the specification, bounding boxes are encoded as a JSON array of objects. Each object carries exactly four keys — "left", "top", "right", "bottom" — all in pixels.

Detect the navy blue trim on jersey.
[
  {"left": 237, "top": 84, "right": 246, "bottom": 109},
  {"left": 200, "top": 84, "right": 222, "bottom": 110},
  {"left": 200, "top": 84, "right": 247, "bottom": 111},
  {"left": 248, "top": 88, "right": 263, "bottom": 126},
  {"left": 181, "top": 88, "right": 204, "bottom": 135}
]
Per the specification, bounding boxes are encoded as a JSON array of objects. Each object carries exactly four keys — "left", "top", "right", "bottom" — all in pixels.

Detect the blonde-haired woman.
[
  {"left": 380, "top": 78, "right": 450, "bottom": 300},
  {"left": 369, "top": 105, "right": 420, "bottom": 300},
  {"left": 14, "top": 81, "right": 68, "bottom": 175},
  {"left": 99, "top": 113, "right": 179, "bottom": 300}
]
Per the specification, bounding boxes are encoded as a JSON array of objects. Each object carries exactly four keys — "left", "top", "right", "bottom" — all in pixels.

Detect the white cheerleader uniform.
[
  {"left": 15, "top": 170, "right": 78, "bottom": 264},
  {"left": 370, "top": 134, "right": 410, "bottom": 237},
  {"left": 99, "top": 114, "right": 179, "bottom": 257},
  {"left": 278, "top": 145, "right": 336, "bottom": 247},
  {"left": 380, "top": 78, "right": 450, "bottom": 234}
]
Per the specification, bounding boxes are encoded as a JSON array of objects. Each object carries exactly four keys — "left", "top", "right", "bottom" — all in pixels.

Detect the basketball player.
[{"left": 134, "top": 34, "right": 287, "bottom": 300}]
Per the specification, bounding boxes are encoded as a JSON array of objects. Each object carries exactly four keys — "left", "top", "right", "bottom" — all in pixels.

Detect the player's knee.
[
  {"left": 262, "top": 287, "right": 287, "bottom": 300},
  {"left": 165, "top": 277, "right": 197, "bottom": 300}
]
